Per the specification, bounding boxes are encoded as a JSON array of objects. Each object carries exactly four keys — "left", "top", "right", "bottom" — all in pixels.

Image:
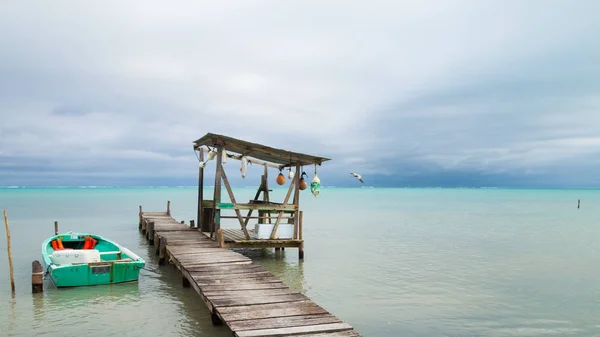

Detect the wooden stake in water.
[
  {"left": 3, "top": 210, "right": 15, "bottom": 294},
  {"left": 578, "top": 199, "right": 580, "bottom": 209}
]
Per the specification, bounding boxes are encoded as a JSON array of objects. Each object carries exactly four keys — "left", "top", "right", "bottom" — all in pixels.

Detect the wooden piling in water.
[
  {"left": 299, "top": 211, "right": 304, "bottom": 259},
  {"left": 167, "top": 200, "right": 171, "bottom": 216},
  {"left": 32, "top": 260, "right": 43, "bottom": 293},
  {"left": 139, "top": 205, "right": 143, "bottom": 229},
  {"left": 147, "top": 221, "right": 155, "bottom": 245},
  {"left": 578, "top": 199, "right": 580, "bottom": 209},
  {"left": 54, "top": 221, "right": 59, "bottom": 235},
  {"left": 3, "top": 210, "right": 15, "bottom": 294}
]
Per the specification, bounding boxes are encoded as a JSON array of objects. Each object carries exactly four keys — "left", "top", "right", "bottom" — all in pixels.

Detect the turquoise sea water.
[{"left": 1, "top": 187, "right": 600, "bottom": 336}]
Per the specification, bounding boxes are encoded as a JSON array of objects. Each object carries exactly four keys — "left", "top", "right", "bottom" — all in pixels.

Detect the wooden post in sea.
[
  {"left": 139, "top": 205, "right": 143, "bottom": 229},
  {"left": 54, "top": 221, "right": 59, "bottom": 235},
  {"left": 3, "top": 210, "right": 15, "bottom": 294},
  {"left": 32, "top": 261, "right": 43, "bottom": 293},
  {"left": 299, "top": 211, "right": 304, "bottom": 259},
  {"left": 167, "top": 200, "right": 171, "bottom": 216},
  {"left": 578, "top": 199, "right": 580, "bottom": 209}
]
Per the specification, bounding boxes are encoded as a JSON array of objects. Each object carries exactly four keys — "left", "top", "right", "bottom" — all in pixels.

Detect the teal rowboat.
[{"left": 42, "top": 232, "right": 145, "bottom": 288}]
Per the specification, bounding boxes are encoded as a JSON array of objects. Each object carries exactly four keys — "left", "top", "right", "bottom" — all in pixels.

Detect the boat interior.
[{"left": 47, "top": 234, "right": 136, "bottom": 265}]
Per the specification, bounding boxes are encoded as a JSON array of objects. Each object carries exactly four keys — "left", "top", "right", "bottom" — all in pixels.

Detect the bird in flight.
[{"left": 350, "top": 172, "right": 364, "bottom": 183}]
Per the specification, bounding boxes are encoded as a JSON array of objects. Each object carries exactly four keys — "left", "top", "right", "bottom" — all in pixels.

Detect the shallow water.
[{"left": 1, "top": 187, "right": 600, "bottom": 336}]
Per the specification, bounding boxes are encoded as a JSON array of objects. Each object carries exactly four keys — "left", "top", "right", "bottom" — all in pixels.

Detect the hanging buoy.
[
  {"left": 199, "top": 161, "right": 206, "bottom": 168},
  {"left": 287, "top": 167, "right": 294, "bottom": 179},
  {"left": 310, "top": 164, "right": 320, "bottom": 197},
  {"left": 207, "top": 149, "right": 216, "bottom": 161},
  {"left": 240, "top": 156, "right": 248, "bottom": 178},
  {"left": 276, "top": 171, "right": 286, "bottom": 185},
  {"left": 299, "top": 171, "right": 308, "bottom": 190},
  {"left": 311, "top": 174, "right": 321, "bottom": 197}
]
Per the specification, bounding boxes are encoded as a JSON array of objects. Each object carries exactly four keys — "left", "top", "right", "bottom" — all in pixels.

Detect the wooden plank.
[
  {"left": 191, "top": 271, "right": 273, "bottom": 280},
  {"left": 217, "top": 301, "right": 328, "bottom": 321},
  {"left": 211, "top": 293, "right": 308, "bottom": 308},
  {"left": 183, "top": 261, "right": 253, "bottom": 269},
  {"left": 234, "top": 323, "right": 353, "bottom": 337},
  {"left": 202, "top": 282, "right": 288, "bottom": 292},
  {"left": 194, "top": 276, "right": 284, "bottom": 286},
  {"left": 185, "top": 263, "right": 266, "bottom": 274},
  {"left": 166, "top": 247, "right": 225, "bottom": 254},
  {"left": 203, "top": 288, "right": 295, "bottom": 298},
  {"left": 284, "top": 332, "right": 362, "bottom": 337},
  {"left": 230, "top": 314, "right": 341, "bottom": 331}
]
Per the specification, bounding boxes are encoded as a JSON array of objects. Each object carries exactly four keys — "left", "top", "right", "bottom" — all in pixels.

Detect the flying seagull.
[{"left": 350, "top": 172, "right": 364, "bottom": 183}]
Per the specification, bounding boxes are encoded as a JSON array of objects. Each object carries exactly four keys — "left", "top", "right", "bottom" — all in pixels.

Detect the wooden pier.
[{"left": 140, "top": 208, "right": 362, "bottom": 337}]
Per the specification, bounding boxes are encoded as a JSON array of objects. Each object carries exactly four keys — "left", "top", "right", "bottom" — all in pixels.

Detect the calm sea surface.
[{"left": 1, "top": 187, "right": 600, "bottom": 336}]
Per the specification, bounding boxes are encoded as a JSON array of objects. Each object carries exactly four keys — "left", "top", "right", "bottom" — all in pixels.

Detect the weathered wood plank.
[
  {"left": 195, "top": 276, "right": 284, "bottom": 286},
  {"left": 211, "top": 293, "right": 308, "bottom": 308},
  {"left": 234, "top": 323, "right": 353, "bottom": 337},
  {"left": 185, "top": 263, "right": 265, "bottom": 273},
  {"left": 217, "top": 301, "right": 328, "bottom": 321},
  {"left": 284, "top": 332, "right": 362, "bottom": 337},
  {"left": 202, "top": 288, "right": 295, "bottom": 298},
  {"left": 202, "top": 282, "right": 288, "bottom": 292},
  {"left": 191, "top": 271, "right": 273, "bottom": 280},
  {"left": 230, "top": 313, "right": 341, "bottom": 331}
]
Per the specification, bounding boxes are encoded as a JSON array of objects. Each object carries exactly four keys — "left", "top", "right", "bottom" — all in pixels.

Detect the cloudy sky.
[{"left": 1, "top": 1, "right": 599, "bottom": 188}]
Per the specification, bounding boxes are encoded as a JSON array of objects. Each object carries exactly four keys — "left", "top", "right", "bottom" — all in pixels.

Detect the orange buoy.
[{"left": 276, "top": 172, "right": 286, "bottom": 185}]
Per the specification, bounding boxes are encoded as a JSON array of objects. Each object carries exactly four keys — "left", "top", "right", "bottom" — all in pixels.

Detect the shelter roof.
[{"left": 193, "top": 133, "right": 331, "bottom": 166}]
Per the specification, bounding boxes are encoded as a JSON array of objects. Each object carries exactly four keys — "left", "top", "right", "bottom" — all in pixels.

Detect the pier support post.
[
  {"left": 299, "top": 211, "right": 304, "bottom": 260},
  {"left": 32, "top": 260, "right": 43, "bottom": 293},
  {"left": 141, "top": 218, "right": 147, "bottom": 233},
  {"left": 578, "top": 199, "right": 580, "bottom": 209},
  {"left": 217, "top": 228, "right": 225, "bottom": 248},
  {"left": 147, "top": 221, "right": 155, "bottom": 245},
  {"left": 154, "top": 233, "right": 160, "bottom": 255},
  {"left": 54, "top": 221, "right": 59, "bottom": 235},
  {"left": 190, "top": 220, "right": 195, "bottom": 228},
  {"left": 211, "top": 312, "right": 223, "bottom": 326},
  {"left": 167, "top": 200, "right": 171, "bottom": 216},
  {"left": 138, "top": 206, "right": 143, "bottom": 229},
  {"left": 182, "top": 275, "right": 191, "bottom": 288},
  {"left": 158, "top": 237, "right": 167, "bottom": 265}
]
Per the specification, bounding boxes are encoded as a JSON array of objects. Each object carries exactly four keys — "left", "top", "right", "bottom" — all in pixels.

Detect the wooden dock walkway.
[{"left": 140, "top": 209, "right": 362, "bottom": 337}]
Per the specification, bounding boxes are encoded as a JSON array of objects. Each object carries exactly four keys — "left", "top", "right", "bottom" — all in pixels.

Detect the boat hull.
[{"left": 47, "top": 260, "right": 144, "bottom": 288}]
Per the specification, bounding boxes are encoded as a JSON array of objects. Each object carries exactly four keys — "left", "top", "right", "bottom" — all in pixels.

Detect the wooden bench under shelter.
[{"left": 193, "top": 133, "right": 331, "bottom": 259}]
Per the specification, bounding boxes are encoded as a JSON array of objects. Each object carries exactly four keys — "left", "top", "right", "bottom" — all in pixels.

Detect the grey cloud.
[{"left": 1, "top": 1, "right": 600, "bottom": 187}]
